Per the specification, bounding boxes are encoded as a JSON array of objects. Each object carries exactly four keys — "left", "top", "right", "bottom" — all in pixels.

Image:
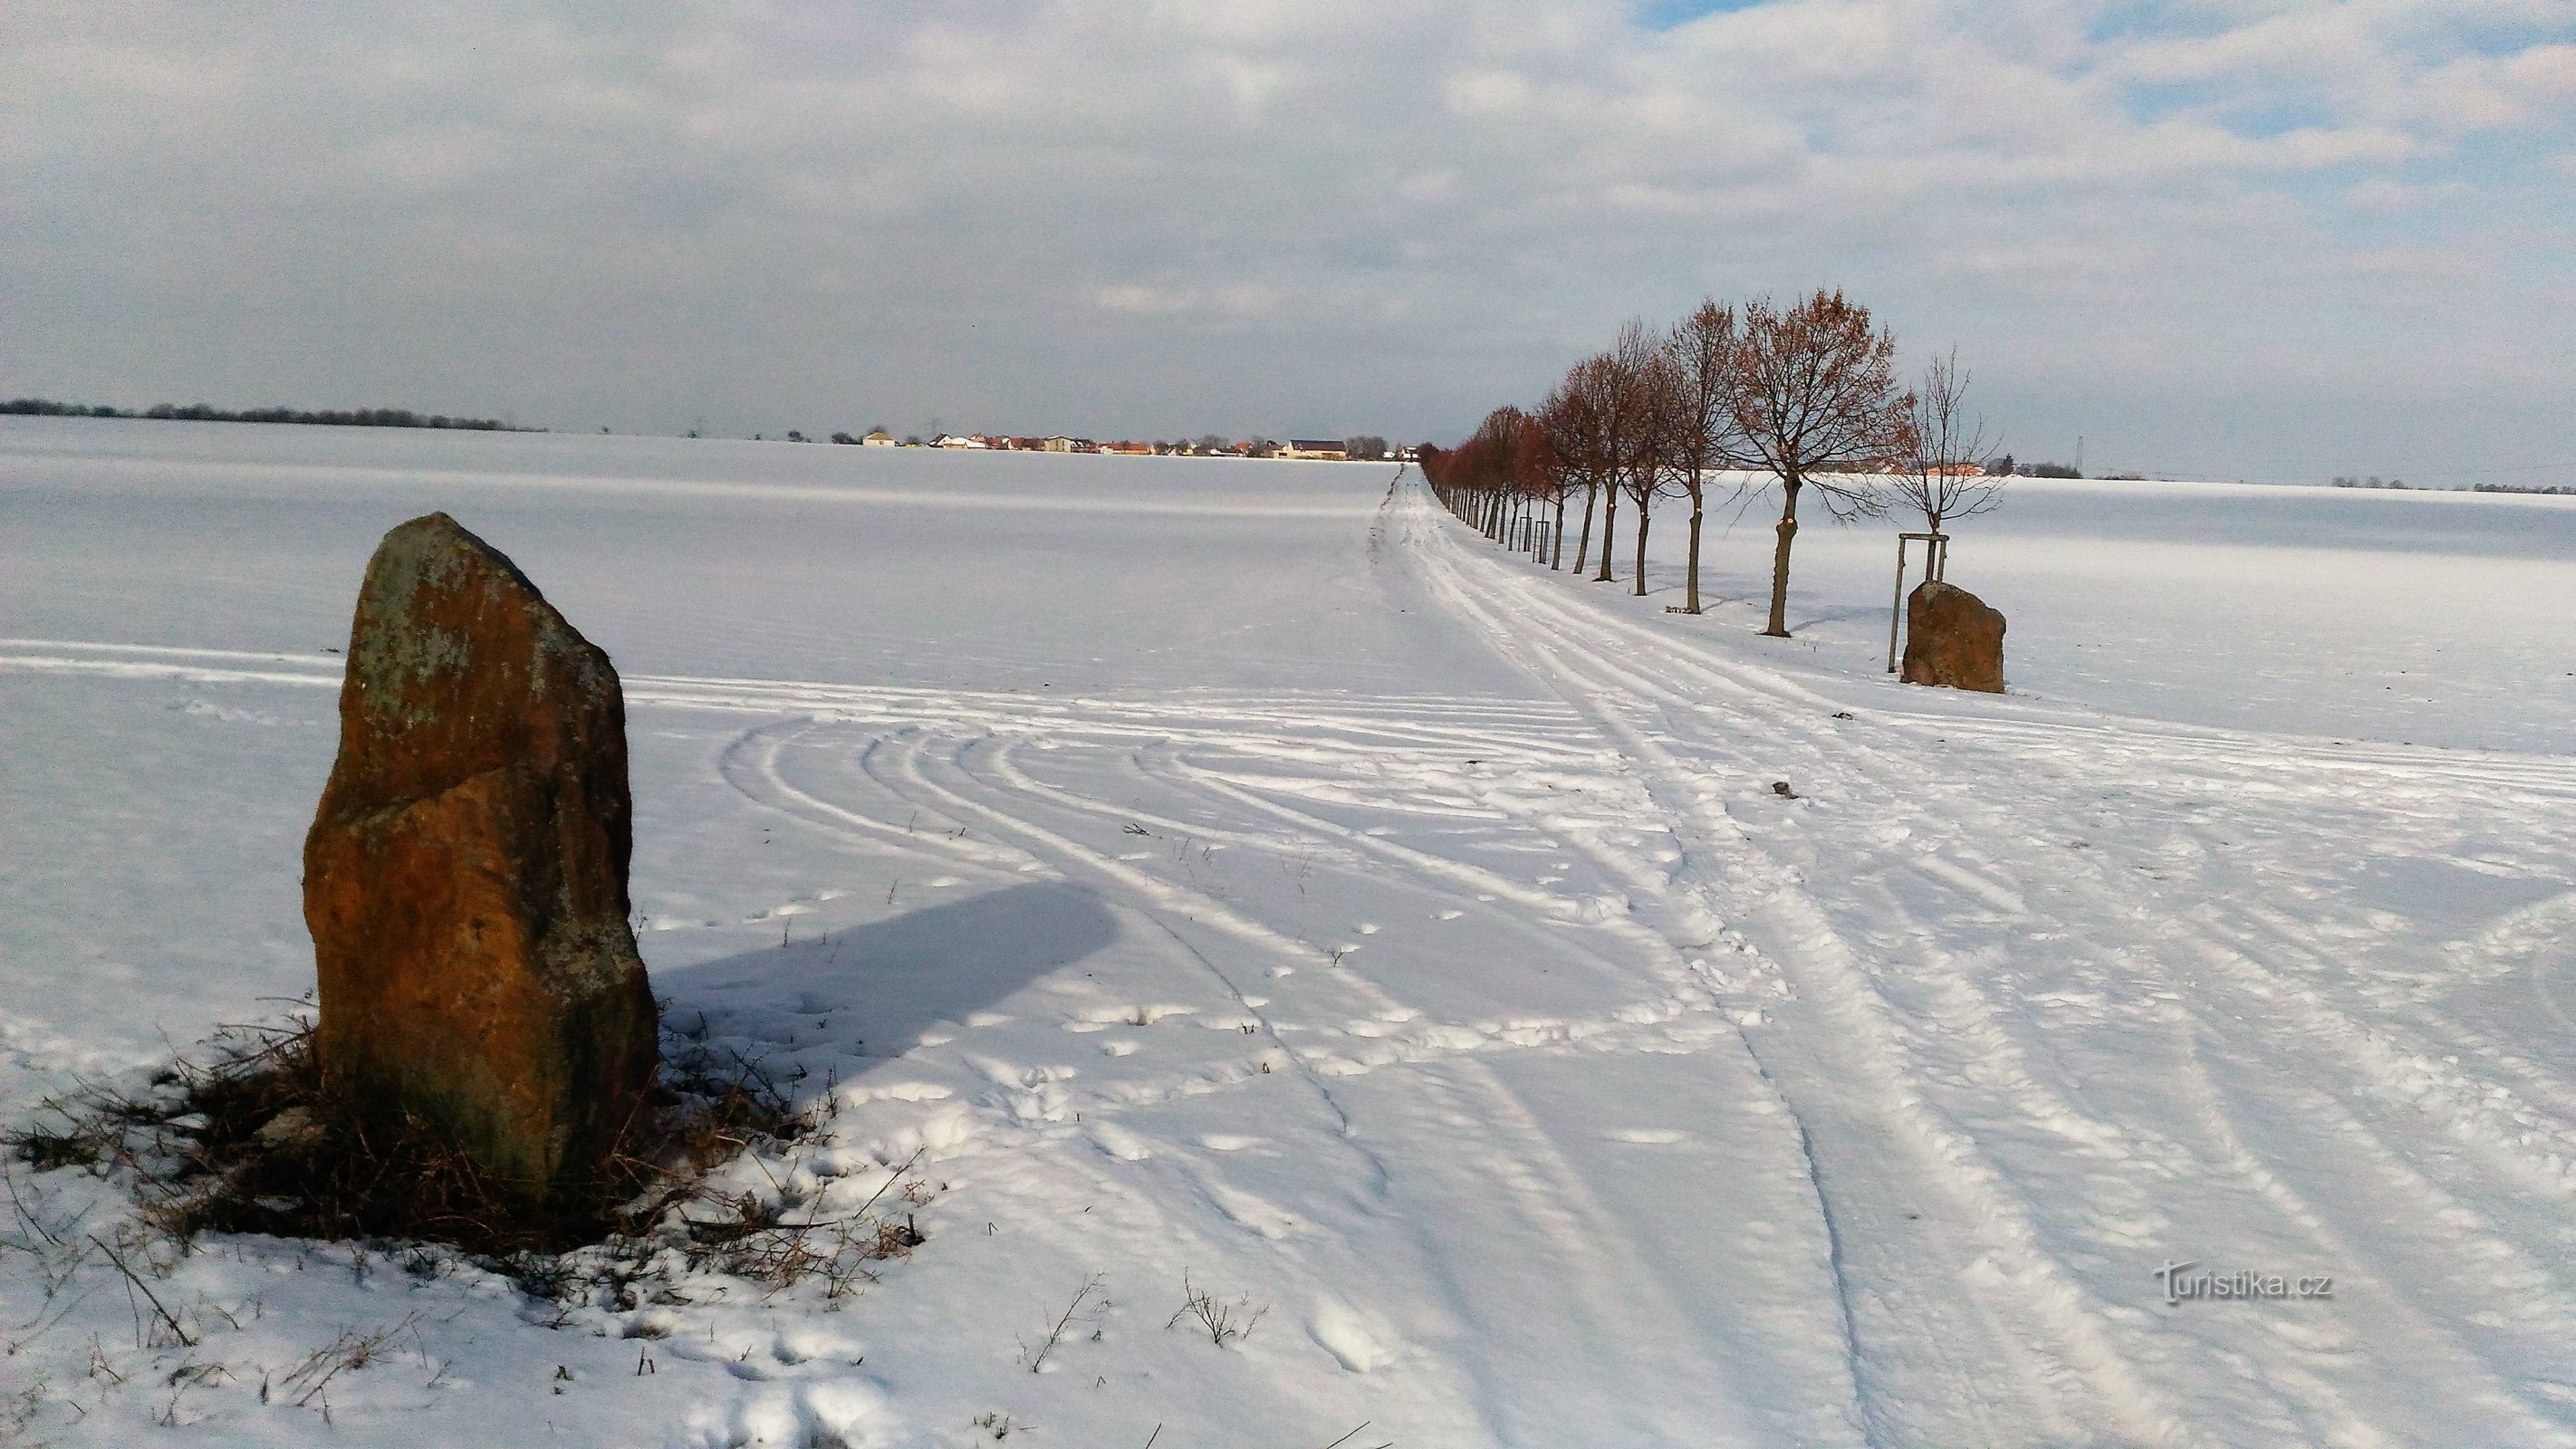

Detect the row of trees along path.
[{"left": 1419, "top": 289, "right": 2004, "bottom": 638}]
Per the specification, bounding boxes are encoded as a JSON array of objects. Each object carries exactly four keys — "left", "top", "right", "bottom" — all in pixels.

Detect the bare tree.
[
  {"left": 1662, "top": 301, "right": 1746, "bottom": 614},
  {"left": 1620, "top": 333, "right": 1681, "bottom": 597},
  {"left": 1558, "top": 354, "right": 1622, "bottom": 576},
  {"left": 1733, "top": 290, "right": 1908, "bottom": 638},
  {"left": 1894, "top": 346, "right": 2003, "bottom": 574},
  {"left": 1589, "top": 321, "right": 1655, "bottom": 586},
  {"left": 1538, "top": 373, "right": 1605, "bottom": 571},
  {"left": 1425, "top": 407, "right": 1543, "bottom": 542},
  {"left": 1507, "top": 408, "right": 1564, "bottom": 560},
  {"left": 1474, "top": 405, "right": 1536, "bottom": 540}
]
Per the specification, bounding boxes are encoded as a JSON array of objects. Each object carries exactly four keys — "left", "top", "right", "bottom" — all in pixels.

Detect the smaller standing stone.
[
  {"left": 1900, "top": 580, "right": 2006, "bottom": 693},
  {"left": 304, "top": 513, "right": 658, "bottom": 1211}
]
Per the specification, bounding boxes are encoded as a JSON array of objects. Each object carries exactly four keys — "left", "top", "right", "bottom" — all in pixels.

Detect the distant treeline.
[{"left": 1, "top": 398, "right": 523, "bottom": 431}]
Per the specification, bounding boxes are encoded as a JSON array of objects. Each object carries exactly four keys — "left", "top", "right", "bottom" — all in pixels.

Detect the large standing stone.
[
  {"left": 1900, "top": 580, "right": 2006, "bottom": 693},
  {"left": 304, "top": 513, "right": 657, "bottom": 1208}
]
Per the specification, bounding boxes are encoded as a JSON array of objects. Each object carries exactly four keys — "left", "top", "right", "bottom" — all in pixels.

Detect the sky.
[{"left": 5, "top": 1, "right": 2572, "bottom": 483}]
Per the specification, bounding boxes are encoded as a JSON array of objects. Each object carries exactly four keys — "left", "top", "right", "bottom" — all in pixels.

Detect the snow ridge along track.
[{"left": 1401, "top": 482, "right": 2576, "bottom": 1446}]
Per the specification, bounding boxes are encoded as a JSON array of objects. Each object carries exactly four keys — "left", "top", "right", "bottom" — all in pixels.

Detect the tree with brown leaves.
[
  {"left": 1589, "top": 321, "right": 1658, "bottom": 587},
  {"left": 1510, "top": 405, "right": 1571, "bottom": 566},
  {"left": 1536, "top": 376, "right": 1600, "bottom": 571},
  {"left": 1475, "top": 404, "right": 1541, "bottom": 542},
  {"left": 1662, "top": 301, "right": 1747, "bottom": 614},
  {"left": 1733, "top": 289, "right": 1908, "bottom": 638},
  {"left": 1552, "top": 356, "right": 1621, "bottom": 576},
  {"left": 1620, "top": 331, "right": 1681, "bottom": 598}
]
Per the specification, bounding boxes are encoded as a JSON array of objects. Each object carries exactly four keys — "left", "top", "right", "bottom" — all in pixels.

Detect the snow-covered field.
[{"left": 4, "top": 417, "right": 2574, "bottom": 1446}]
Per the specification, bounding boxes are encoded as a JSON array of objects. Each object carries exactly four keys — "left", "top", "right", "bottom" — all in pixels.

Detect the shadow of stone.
[{"left": 658, "top": 881, "right": 1120, "bottom": 1072}]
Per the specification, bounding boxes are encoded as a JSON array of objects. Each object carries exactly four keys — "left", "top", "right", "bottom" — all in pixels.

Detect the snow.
[{"left": 4, "top": 417, "right": 2574, "bottom": 1444}]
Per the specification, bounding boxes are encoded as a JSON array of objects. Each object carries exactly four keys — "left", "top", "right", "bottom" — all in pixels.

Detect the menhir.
[
  {"left": 304, "top": 513, "right": 657, "bottom": 1208},
  {"left": 1899, "top": 580, "right": 2006, "bottom": 694}
]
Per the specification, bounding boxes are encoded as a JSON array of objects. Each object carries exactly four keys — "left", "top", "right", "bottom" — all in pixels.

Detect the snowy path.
[{"left": 1400, "top": 482, "right": 2576, "bottom": 1444}]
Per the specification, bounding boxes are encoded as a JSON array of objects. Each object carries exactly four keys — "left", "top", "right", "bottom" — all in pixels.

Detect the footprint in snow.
[
  {"left": 840, "top": 1080, "right": 952, "bottom": 1105},
  {"left": 1092, "top": 1123, "right": 1152, "bottom": 1160},
  {"left": 1072, "top": 1003, "right": 1193, "bottom": 1027},
  {"left": 1199, "top": 1134, "right": 1264, "bottom": 1151},
  {"left": 1310, "top": 1296, "right": 1394, "bottom": 1373},
  {"left": 693, "top": 1382, "right": 893, "bottom": 1449},
  {"left": 1606, "top": 1128, "right": 1691, "bottom": 1145},
  {"left": 1436, "top": 909, "right": 1465, "bottom": 921}
]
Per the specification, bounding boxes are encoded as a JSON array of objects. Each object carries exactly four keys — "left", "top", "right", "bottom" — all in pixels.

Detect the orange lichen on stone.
[
  {"left": 304, "top": 513, "right": 657, "bottom": 1208},
  {"left": 1900, "top": 580, "right": 2006, "bottom": 694}
]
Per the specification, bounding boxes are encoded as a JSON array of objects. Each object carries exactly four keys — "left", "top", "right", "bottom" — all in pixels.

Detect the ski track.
[
  {"left": 764, "top": 707, "right": 1819, "bottom": 1443},
  {"left": 1404, "top": 485, "right": 2576, "bottom": 1445},
  {"left": 7, "top": 477, "right": 2574, "bottom": 1445}
]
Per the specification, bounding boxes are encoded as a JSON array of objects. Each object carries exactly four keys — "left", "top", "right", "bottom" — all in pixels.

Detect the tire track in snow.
[
  {"left": 1407, "top": 483, "right": 2576, "bottom": 1444},
  {"left": 1408, "top": 487, "right": 2211, "bottom": 1446},
  {"left": 703, "top": 667, "right": 1837, "bottom": 1440},
  {"left": 868, "top": 728, "right": 1781, "bottom": 1442}
]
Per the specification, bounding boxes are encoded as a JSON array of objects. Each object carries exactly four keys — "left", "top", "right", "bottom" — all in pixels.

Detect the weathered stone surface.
[
  {"left": 304, "top": 513, "right": 657, "bottom": 1206},
  {"left": 1900, "top": 580, "right": 2006, "bottom": 693}
]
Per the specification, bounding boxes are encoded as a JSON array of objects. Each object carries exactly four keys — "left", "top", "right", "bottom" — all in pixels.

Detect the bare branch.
[{"left": 1893, "top": 345, "right": 2005, "bottom": 539}]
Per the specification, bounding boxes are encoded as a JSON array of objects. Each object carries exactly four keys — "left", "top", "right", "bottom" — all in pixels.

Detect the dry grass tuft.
[{"left": 5, "top": 1002, "right": 929, "bottom": 1299}]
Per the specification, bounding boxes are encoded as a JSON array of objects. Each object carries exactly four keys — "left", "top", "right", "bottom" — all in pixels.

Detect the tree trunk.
[
  {"left": 1764, "top": 479, "right": 1801, "bottom": 637},
  {"left": 1631, "top": 494, "right": 1650, "bottom": 597},
  {"left": 1552, "top": 494, "right": 1566, "bottom": 570},
  {"left": 1596, "top": 481, "right": 1618, "bottom": 582},
  {"left": 1684, "top": 484, "right": 1705, "bottom": 614},
  {"left": 1574, "top": 482, "right": 1598, "bottom": 572}
]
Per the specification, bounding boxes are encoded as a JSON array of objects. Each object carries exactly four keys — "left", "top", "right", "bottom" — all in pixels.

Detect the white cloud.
[
  {"left": 0, "top": 0, "right": 2569, "bottom": 465},
  {"left": 2343, "top": 174, "right": 2476, "bottom": 212}
]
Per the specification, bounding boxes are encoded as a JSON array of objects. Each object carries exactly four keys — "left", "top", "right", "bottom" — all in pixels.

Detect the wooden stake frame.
[{"left": 1888, "top": 531, "right": 1949, "bottom": 673}]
